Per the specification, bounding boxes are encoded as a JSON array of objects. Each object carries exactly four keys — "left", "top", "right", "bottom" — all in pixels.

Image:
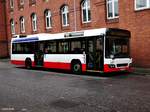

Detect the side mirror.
[
  {"left": 110, "top": 54, "right": 115, "bottom": 60},
  {"left": 83, "top": 51, "right": 86, "bottom": 55}
]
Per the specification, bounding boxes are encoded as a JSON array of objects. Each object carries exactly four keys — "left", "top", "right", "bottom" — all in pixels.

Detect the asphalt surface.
[{"left": 0, "top": 61, "right": 150, "bottom": 112}]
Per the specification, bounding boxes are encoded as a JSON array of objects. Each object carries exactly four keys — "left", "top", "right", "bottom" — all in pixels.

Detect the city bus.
[{"left": 11, "top": 28, "right": 132, "bottom": 74}]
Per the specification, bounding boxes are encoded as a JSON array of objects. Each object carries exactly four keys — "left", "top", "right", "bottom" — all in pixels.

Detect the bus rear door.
[{"left": 34, "top": 42, "right": 44, "bottom": 67}]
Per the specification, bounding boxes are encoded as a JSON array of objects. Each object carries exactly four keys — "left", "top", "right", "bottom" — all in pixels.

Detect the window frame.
[
  {"left": 106, "top": 0, "right": 119, "bottom": 20},
  {"left": 135, "top": 0, "right": 150, "bottom": 10},
  {"left": 81, "top": 0, "right": 91, "bottom": 23},
  {"left": 31, "top": 13, "right": 37, "bottom": 32},
  {"left": 10, "top": 19, "right": 15, "bottom": 34},
  {"left": 20, "top": 0, "right": 24, "bottom": 5},
  {"left": 45, "top": 10, "right": 52, "bottom": 29},
  {"left": 20, "top": 17, "right": 25, "bottom": 33},
  {"left": 10, "top": 0, "right": 14, "bottom": 9},
  {"left": 61, "top": 5, "right": 69, "bottom": 27},
  {"left": 29, "top": 0, "right": 36, "bottom": 6}
]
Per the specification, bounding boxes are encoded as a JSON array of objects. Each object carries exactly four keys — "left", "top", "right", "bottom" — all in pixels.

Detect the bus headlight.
[
  {"left": 108, "top": 64, "right": 116, "bottom": 68},
  {"left": 129, "top": 63, "right": 132, "bottom": 67}
]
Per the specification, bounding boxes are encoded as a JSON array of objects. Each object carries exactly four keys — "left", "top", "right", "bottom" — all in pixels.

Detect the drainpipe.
[{"left": 73, "top": 0, "right": 77, "bottom": 31}]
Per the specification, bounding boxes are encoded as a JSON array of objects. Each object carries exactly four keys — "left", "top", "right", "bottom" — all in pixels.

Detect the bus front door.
[
  {"left": 87, "top": 39, "right": 95, "bottom": 70},
  {"left": 34, "top": 42, "right": 44, "bottom": 67},
  {"left": 87, "top": 38, "right": 103, "bottom": 71}
]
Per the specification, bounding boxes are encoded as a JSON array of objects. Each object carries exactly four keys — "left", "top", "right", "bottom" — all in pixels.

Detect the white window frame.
[
  {"left": 31, "top": 13, "right": 37, "bottom": 32},
  {"left": 81, "top": 0, "right": 91, "bottom": 23},
  {"left": 20, "top": 0, "right": 24, "bottom": 5},
  {"left": 10, "top": 0, "right": 14, "bottom": 8},
  {"left": 45, "top": 10, "right": 52, "bottom": 29},
  {"left": 20, "top": 17, "right": 25, "bottom": 33},
  {"left": 106, "top": 0, "right": 119, "bottom": 19},
  {"left": 10, "top": 19, "right": 15, "bottom": 34},
  {"left": 61, "top": 5, "right": 69, "bottom": 27},
  {"left": 135, "top": 0, "right": 150, "bottom": 10}
]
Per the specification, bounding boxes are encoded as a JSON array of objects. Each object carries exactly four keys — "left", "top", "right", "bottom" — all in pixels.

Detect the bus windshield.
[{"left": 105, "top": 37, "right": 130, "bottom": 58}]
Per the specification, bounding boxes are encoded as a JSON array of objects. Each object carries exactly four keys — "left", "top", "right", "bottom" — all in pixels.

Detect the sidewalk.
[
  {"left": 132, "top": 67, "right": 150, "bottom": 75},
  {"left": 0, "top": 58, "right": 10, "bottom": 62}
]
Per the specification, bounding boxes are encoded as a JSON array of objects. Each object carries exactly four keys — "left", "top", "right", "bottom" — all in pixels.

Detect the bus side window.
[
  {"left": 12, "top": 44, "right": 16, "bottom": 54},
  {"left": 71, "top": 41, "right": 78, "bottom": 52},
  {"left": 58, "top": 41, "right": 69, "bottom": 54},
  {"left": 45, "top": 41, "right": 57, "bottom": 54}
]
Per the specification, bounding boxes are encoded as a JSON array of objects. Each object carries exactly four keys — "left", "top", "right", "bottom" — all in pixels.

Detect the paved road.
[{"left": 0, "top": 61, "right": 150, "bottom": 112}]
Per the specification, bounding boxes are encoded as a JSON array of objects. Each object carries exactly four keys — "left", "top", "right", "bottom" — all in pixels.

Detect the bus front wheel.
[
  {"left": 71, "top": 61, "right": 82, "bottom": 74},
  {"left": 25, "top": 58, "right": 32, "bottom": 69}
]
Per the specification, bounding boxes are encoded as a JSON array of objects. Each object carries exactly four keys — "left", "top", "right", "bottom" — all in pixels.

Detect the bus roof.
[{"left": 11, "top": 28, "right": 130, "bottom": 43}]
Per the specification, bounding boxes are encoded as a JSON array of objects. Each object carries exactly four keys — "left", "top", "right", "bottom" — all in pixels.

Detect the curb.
[
  {"left": 0, "top": 58, "right": 10, "bottom": 62},
  {"left": 132, "top": 67, "right": 150, "bottom": 75}
]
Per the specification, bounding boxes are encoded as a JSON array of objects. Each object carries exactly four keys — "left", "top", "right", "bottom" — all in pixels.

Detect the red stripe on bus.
[
  {"left": 11, "top": 60, "right": 35, "bottom": 67},
  {"left": 11, "top": 60, "right": 86, "bottom": 71},
  {"left": 44, "top": 62, "right": 71, "bottom": 70},
  {"left": 82, "top": 64, "right": 86, "bottom": 72},
  {"left": 44, "top": 62, "right": 86, "bottom": 72},
  {"left": 11, "top": 60, "right": 25, "bottom": 65}
]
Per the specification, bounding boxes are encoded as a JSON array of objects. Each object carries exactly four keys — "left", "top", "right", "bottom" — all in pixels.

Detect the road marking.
[
  {"left": 1, "top": 108, "right": 14, "bottom": 111},
  {"left": 21, "top": 108, "right": 28, "bottom": 111},
  {"left": 1, "top": 108, "right": 28, "bottom": 111}
]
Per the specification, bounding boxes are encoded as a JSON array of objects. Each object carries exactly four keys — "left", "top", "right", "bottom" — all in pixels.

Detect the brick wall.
[
  {"left": 4, "top": 0, "right": 150, "bottom": 67},
  {"left": 0, "top": 0, "right": 8, "bottom": 57}
]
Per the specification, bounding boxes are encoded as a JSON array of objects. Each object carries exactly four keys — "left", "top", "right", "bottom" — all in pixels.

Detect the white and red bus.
[{"left": 11, "top": 28, "right": 132, "bottom": 74}]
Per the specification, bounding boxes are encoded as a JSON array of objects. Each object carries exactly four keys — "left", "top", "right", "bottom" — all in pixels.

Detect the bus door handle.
[{"left": 44, "top": 54, "right": 46, "bottom": 59}]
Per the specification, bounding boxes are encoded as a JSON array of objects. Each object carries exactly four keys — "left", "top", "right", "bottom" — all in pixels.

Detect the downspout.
[{"left": 73, "top": 0, "right": 77, "bottom": 31}]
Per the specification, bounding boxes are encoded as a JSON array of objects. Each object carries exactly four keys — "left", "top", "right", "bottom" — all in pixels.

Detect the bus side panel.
[
  {"left": 44, "top": 62, "right": 86, "bottom": 71},
  {"left": 44, "top": 62, "right": 70, "bottom": 70},
  {"left": 11, "top": 60, "right": 25, "bottom": 65},
  {"left": 82, "top": 64, "right": 86, "bottom": 72},
  {"left": 11, "top": 54, "right": 34, "bottom": 66},
  {"left": 44, "top": 54, "right": 86, "bottom": 71}
]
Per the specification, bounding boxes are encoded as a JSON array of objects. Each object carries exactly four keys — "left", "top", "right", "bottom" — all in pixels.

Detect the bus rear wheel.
[
  {"left": 25, "top": 58, "right": 32, "bottom": 69},
  {"left": 71, "top": 61, "right": 82, "bottom": 74}
]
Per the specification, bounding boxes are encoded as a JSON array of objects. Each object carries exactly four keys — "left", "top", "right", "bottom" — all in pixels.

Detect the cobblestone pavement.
[{"left": 0, "top": 61, "right": 150, "bottom": 112}]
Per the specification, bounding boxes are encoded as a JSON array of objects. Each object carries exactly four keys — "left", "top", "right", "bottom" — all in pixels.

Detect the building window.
[
  {"left": 61, "top": 5, "right": 69, "bottom": 27},
  {"left": 135, "top": 0, "right": 150, "bottom": 10},
  {"left": 31, "top": 13, "right": 37, "bottom": 32},
  {"left": 20, "top": 17, "right": 25, "bottom": 33},
  {"left": 43, "top": 0, "right": 49, "bottom": 2},
  {"left": 45, "top": 10, "right": 52, "bottom": 29},
  {"left": 20, "top": 0, "right": 24, "bottom": 5},
  {"left": 18, "top": 0, "right": 24, "bottom": 9},
  {"left": 10, "top": 19, "right": 15, "bottom": 34},
  {"left": 106, "top": 0, "right": 119, "bottom": 19},
  {"left": 29, "top": 0, "right": 36, "bottom": 6},
  {"left": 81, "top": 0, "right": 91, "bottom": 23},
  {"left": 10, "top": 0, "right": 14, "bottom": 8}
]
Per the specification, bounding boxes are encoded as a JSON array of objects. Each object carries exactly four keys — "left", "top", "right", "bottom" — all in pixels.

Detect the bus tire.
[
  {"left": 71, "top": 60, "right": 82, "bottom": 74},
  {"left": 25, "top": 58, "right": 32, "bottom": 69}
]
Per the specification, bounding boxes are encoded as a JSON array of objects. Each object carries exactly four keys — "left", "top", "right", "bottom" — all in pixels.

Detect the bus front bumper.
[{"left": 104, "top": 64, "right": 132, "bottom": 73}]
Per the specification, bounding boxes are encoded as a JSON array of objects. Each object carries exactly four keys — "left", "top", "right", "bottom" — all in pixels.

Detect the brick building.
[
  {"left": 0, "top": 0, "right": 150, "bottom": 67},
  {"left": 0, "top": 0, "right": 8, "bottom": 57}
]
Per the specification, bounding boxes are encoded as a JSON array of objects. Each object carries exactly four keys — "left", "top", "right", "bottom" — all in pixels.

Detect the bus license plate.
[{"left": 120, "top": 68, "right": 125, "bottom": 71}]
